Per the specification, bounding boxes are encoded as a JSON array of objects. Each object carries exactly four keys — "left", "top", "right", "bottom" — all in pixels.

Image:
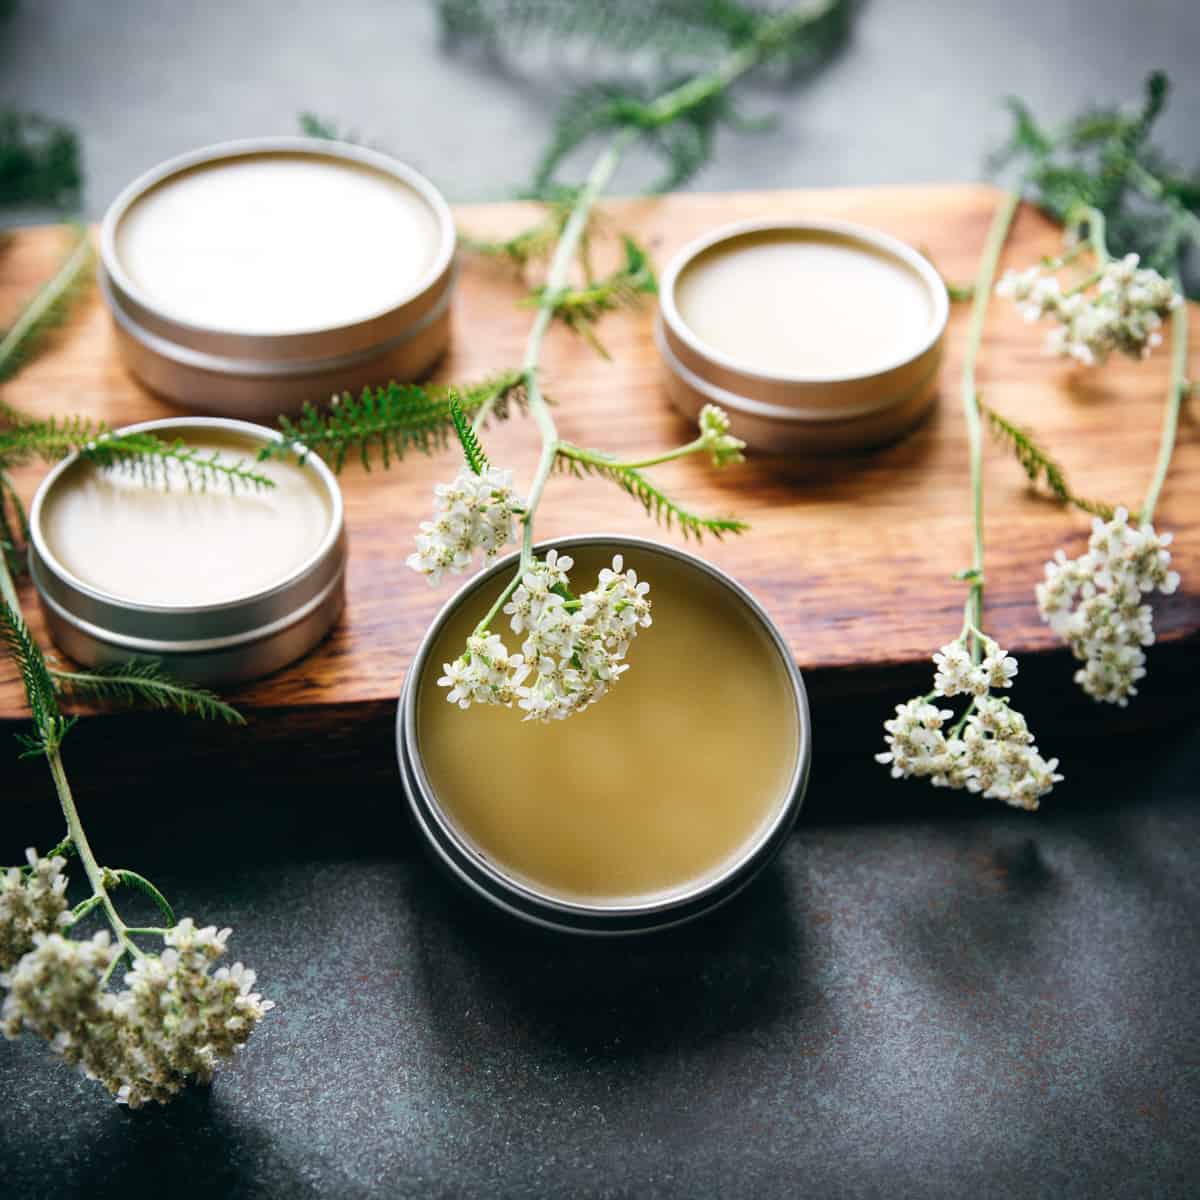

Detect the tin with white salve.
[
  {"left": 657, "top": 218, "right": 949, "bottom": 454},
  {"left": 99, "top": 138, "right": 457, "bottom": 418},
  {"left": 398, "top": 534, "right": 811, "bottom": 935},
  {"left": 28, "top": 417, "right": 347, "bottom": 685}
]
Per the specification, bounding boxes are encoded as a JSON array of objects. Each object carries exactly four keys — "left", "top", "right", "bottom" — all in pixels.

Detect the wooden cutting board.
[{"left": 1, "top": 184, "right": 1197, "bottom": 790}]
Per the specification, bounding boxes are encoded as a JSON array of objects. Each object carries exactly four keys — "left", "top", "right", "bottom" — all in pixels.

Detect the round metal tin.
[
  {"left": 28, "top": 417, "right": 347, "bottom": 685},
  {"left": 99, "top": 137, "right": 457, "bottom": 419},
  {"left": 397, "top": 535, "right": 811, "bottom": 936},
  {"left": 657, "top": 218, "right": 949, "bottom": 454}
]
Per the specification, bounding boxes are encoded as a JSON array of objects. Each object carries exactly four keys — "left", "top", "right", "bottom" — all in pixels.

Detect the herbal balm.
[
  {"left": 399, "top": 537, "right": 810, "bottom": 934},
  {"left": 658, "top": 219, "right": 949, "bottom": 454},
  {"left": 29, "top": 417, "right": 347, "bottom": 685},
  {"left": 99, "top": 139, "right": 456, "bottom": 417}
]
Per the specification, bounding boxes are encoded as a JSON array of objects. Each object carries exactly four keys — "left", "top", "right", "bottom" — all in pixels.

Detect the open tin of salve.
[
  {"left": 657, "top": 219, "right": 949, "bottom": 454},
  {"left": 28, "top": 417, "right": 346, "bottom": 685},
  {"left": 99, "top": 138, "right": 456, "bottom": 417},
  {"left": 398, "top": 536, "right": 810, "bottom": 935}
]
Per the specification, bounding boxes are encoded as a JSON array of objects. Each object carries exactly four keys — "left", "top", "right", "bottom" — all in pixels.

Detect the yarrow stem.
[
  {"left": 1141, "top": 291, "right": 1189, "bottom": 524},
  {"left": 962, "top": 189, "right": 1023, "bottom": 657}
]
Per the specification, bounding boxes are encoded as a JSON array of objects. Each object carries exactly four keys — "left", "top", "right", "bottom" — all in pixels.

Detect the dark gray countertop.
[{"left": 2, "top": 2, "right": 1199, "bottom": 1196}]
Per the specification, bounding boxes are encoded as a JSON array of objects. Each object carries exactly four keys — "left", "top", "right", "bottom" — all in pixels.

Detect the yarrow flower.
[
  {"left": 697, "top": 404, "right": 746, "bottom": 467},
  {"left": 878, "top": 636, "right": 1061, "bottom": 810},
  {"left": 0, "top": 847, "right": 70, "bottom": 971},
  {"left": 438, "top": 552, "right": 652, "bottom": 721},
  {"left": 1036, "top": 506, "right": 1180, "bottom": 706},
  {"left": 406, "top": 466, "right": 524, "bottom": 585},
  {"left": 996, "top": 253, "right": 1180, "bottom": 367},
  {"left": 1, "top": 917, "right": 272, "bottom": 1108}
]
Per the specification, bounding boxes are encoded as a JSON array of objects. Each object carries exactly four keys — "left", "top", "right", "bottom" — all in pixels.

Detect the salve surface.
[
  {"left": 115, "top": 153, "right": 442, "bottom": 334},
  {"left": 675, "top": 230, "right": 935, "bottom": 376},
  {"left": 417, "top": 547, "right": 800, "bottom": 906},
  {"left": 40, "top": 430, "right": 332, "bottom": 606}
]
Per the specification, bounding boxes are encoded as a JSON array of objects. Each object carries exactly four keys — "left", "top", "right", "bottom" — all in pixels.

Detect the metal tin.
[
  {"left": 657, "top": 218, "right": 949, "bottom": 454},
  {"left": 397, "top": 535, "right": 811, "bottom": 936},
  {"left": 28, "top": 417, "right": 347, "bottom": 685},
  {"left": 99, "top": 138, "right": 457, "bottom": 419}
]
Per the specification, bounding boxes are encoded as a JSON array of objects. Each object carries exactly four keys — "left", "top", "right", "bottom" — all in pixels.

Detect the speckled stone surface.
[{"left": 3, "top": 731, "right": 1199, "bottom": 1198}]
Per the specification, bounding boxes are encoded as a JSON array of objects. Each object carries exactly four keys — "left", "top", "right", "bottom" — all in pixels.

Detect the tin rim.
[
  {"left": 658, "top": 217, "right": 950, "bottom": 387},
  {"left": 99, "top": 136, "right": 457, "bottom": 342},
  {"left": 397, "top": 534, "right": 811, "bottom": 930},
  {"left": 28, "top": 416, "right": 345, "bottom": 619}
]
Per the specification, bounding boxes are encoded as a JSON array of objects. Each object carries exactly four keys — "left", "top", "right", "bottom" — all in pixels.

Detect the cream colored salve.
[
  {"left": 417, "top": 546, "right": 800, "bottom": 906},
  {"left": 40, "top": 431, "right": 332, "bottom": 607},
  {"left": 115, "top": 153, "right": 441, "bottom": 334},
  {"left": 675, "top": 230, "right": 935, "bottom": 376}
]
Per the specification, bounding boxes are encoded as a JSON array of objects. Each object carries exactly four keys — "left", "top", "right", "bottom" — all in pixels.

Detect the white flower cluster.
[
  {"left": 439, "top": 550, "right": 652, "bottom": 721},
  {"left": 698, "top": 404, "right": 746, "bottom": 467},
  {"left": 1036, "top": 507, "right": 1180, "bottom": 706},
  {"left": 996, "top": 253, "right": 1180, "bottom": 366},
  {"left": 1, "top": 918, "right": 273, "bottom": 1108},
  {"left": 1, "top": 848, "right": 70, "bottom": 971},
  {"left": 877, "top": 637, "right": 1061, "bottom": 810},
  {"left": 406, "top": 467, "right": 524, "bottom": 586}
]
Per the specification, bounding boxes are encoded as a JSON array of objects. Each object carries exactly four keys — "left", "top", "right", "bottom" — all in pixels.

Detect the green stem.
[
  {"left": 1141, "top": 288, "right": 1189, "bottom": 524},
  {"left": 0, "top": 227, "right": 92, "bottom": 382},
  {"left": 467, "top": 5, "right": 833, "bottom": 634},
  {"left": 591, "top": 439, "right": 707, "bottom": 471},
  {"left": 961, "top": 189, "right": 1022, "bottom": 661}
]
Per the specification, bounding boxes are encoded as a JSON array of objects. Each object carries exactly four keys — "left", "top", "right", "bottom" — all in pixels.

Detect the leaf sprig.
[
  {"left": 267, "top": 370, "right": 526, "bottom": 471},
  {"left": 50, "top": 661, "right": 245, "bottom": 726},
  {"left": 448, "top": 392, "right": 491, "bottom": 475},
  {"left": 0, "top": 224, "right": 93, "bottom": 384},
  {"left": 530, "top": 233, "right": 657, "bottom": 357},
  {"left": 0, "top": 601, "right": 75, "bottom": 757},
  {"left": 980, "top": 402, "right": 1119, "bottom": 520},
  {"left": 0, "top": 109, "right": 83, "bottom": 210},
  {"left": 555, "top": 444, "right": 747, "bottom": 540},
  {"left": 993, "top": 71, "right": 1200, "bottom": 292}
]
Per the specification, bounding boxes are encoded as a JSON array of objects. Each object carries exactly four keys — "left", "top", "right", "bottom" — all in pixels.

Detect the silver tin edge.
[
  {"left": 658, "top": 216, "right": 950, "bottom": 389},
  {"left": 99, "top": 137, "right": 457, "bottom": 350},
  {"left": 396, "top": 534, "right": 811, "bottom": 936},
  {"left": 28, "top": 416, "right": 347, "bottom": 679}
]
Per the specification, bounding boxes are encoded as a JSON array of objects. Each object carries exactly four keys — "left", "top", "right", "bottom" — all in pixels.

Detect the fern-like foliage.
[
  {"left": 0, "top": 418, "right": 275, "bottom": 492},
  {"left": 448, "top": 392, "right": 490, "bottom": 474},
  {"left": 981, "top": 403, "right": 1119, "bottom": 520},
  {"left": 0, "top": 109, "right": 82, "bottom": 210},
  {"left": 0, "top": 601, "right": 75, "bottom": 756},
  {"left": 991, "top": 72, "right": 1200, "bottom": 291},
  {"left": 530, "top": 234, "right": 656, "bottom": 357},
  {"left": 268, "top": 370, "right": 526, "bottom": 471},
  {"left": 0, "top": 225, "right": 93, "bottom": 384},
  {"left": 0, "top": 469, "right": 28, "bottom": 574},
  {"left": 442, "top": 0, "right": 851, "bottom": 197},
  {"left": 460, "top": 185, "right": 591, "bottom": 271},
  {"left": 51, "top": 661, "right": 245, "bottom": 726},
  {"left": 555, "top": 445, "right": 747, "bottom": 540}
]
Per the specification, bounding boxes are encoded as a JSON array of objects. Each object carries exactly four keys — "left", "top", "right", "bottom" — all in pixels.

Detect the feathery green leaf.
[
  {"left": 51, "top": 661, "right": 245, "bottom": 726},
  {"left": 981, "top": 403, "right": 1120, "bottom": 519},
  {"left": 530, "top": 234, "right": 656, "bottom": 357},
  {"left": 266, "top": 370, "right": 526, "bottom": 472},
  {"left": 449, "top": 392, "right": 490, "bottom": 474},
  {"left": 555, "top": 444, "right": 747, "bottom": 540},
  {"left": 0, "top": 600, "right": 74, "bottom": 756},
  {"left": 0, "top": 109, "right": 82, "bottom": 210},
  {"left": 0, "top": 225, "right": 93, "bottom": 384}
]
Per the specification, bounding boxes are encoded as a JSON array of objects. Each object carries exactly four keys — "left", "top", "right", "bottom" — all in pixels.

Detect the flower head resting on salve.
[
  {"left": 438, "top": 551, "right": 652, "bottom": 722},
  {"left": 877, "top": 635, "right": 1061, "bottom": 811},
  {"left": 1, "top": 916, "right": 273, "bottom": 1108},
  {"left": 1036, "top": 506, "right": 1179, "bottom": 706},
  {"left": 996, "top": 253, "right": 1180, "bottom": 367}
]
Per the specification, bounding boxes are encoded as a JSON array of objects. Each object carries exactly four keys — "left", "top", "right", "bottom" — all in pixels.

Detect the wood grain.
[{"left": 1, "top": 185, "right": 1197, "bottom": 786}]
